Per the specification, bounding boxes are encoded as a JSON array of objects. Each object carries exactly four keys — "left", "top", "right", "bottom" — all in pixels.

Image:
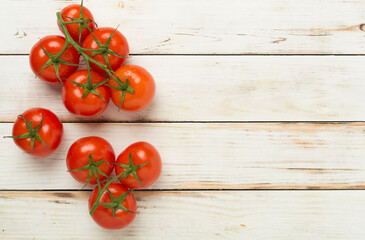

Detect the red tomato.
[
  {"left": 62, "top": 69, "right": 110, "bottom": 117},
  {"left": 108, "top": 65, "right": 155, "bottom": 112},
  {"left": 66, "top": 136, "right": 115, "bottom": 185},
  {"left": 115, "top": 141, "right": 162, "bottom": 189},
  {"left": 82, "top": 27, "right": 129, "bottom": 73},
  {"left": 58, "top": 4, "right": 96, "bottom": 42},
  {"left": 29, "top": 35, "right": 79, "bottom": 84},
  {"left": 89, "top": 182, "right": 136, "bottom": 229},
  {"left": 5, "top": 108, "right": 63, "bottom": 157}
]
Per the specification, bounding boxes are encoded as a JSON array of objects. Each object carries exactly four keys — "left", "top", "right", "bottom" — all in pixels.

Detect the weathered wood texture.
[
  {"left": 1, "top": 122, "right": 364, "bottom": 190},
  {"left": 1, "top": 0, "right": 365, "bottom": 54},
  {"left": 1, "top": 190, "right": 365, "bottom": 239},
  {"left": 1, "top": 0, "right": 365, "bottom": 238},
  {"left": 1, "top": 56, "right": 365, "bottom": 122}
]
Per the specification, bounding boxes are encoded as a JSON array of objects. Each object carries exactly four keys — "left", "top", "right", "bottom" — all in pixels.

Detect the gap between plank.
[
  {"left": 2, "top": 53, "right": 365, "bottom": 56},
  {"left": 0, "top": 121, "right": 364, "bottom": 124},
  {"left": 1, "top": 189, "right": 365, "bottom": 192}
]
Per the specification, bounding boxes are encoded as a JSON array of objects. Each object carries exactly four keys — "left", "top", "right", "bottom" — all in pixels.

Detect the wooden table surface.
[{"left": 1, "top": 0, "right": 365, "bottom": 239}]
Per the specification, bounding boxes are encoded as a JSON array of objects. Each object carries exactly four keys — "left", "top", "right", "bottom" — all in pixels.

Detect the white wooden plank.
[
  {"left": 1, "top": 122, "right": 364, "bottom": 190},
  {"left": 1, "top": 0, "right": 365, "bottom": 54},
  {"left": 1, "top": 190, "right": 364, "bottom": 239},
  {"left": 1, "top": 56, "right": 365, "bottom": 121}
]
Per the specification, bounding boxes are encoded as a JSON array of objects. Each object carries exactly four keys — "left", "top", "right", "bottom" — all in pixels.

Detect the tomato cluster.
[
  {"left": 67, "top": 137, "right": 161, "bottom": 229},
  {"left": 29, "top": 2, "right": 155, "bottom": 117},
  {"left": 5, "top": 1, "right": 162, "bottom": 230}
]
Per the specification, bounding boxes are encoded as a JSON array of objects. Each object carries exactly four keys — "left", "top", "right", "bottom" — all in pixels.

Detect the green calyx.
[
  {"left": 85, "top": 25, "right": 127, "bottom": 71},
  {"left": 56, "top": 1, "right": 134, "bottom": 106},
  {"left": 68, "top": 153, "right": 111, "bottom": 189},
  {"left": 114, "top": 152, "right": 151, "bottom": 188},
  {"left": 62, "top": 0, "right": 97, "bottom": 44},
  {"left": 3, "top": 115, "right": 49, "bottom": 152},
  {"left": 106, "top": 77, "right": 134, "bottom": 111},
  {"left": 89, "top": 152, "right": 150, "bottom": 216},
  {"left": 65, "top": 73, "right": 110, "bottom": 103},
  {"left": 100, "top": 188, "right": 135, "bottom": 219},
  {"left": 37, "top": 44, "right": 79, "bottom": 83}
]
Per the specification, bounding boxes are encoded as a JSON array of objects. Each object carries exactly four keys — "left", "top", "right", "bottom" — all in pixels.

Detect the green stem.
[
  {"left": 89, "top": 153, "right": 151, "bottom": 215},
  {"left": 64, "top": 20, "right": 85, "bottom": 24},
  {"left": 56, "top": 12, "right": 130, "bottom": 90},
  {"left": 53, "top": 40, "right": 69, "bottom": 62},
  {"left": 84, "top": 60, "right": 93, "bottom": 90},
  {"left": 89, "top": 170, "right": 128, "bottom": 215}
]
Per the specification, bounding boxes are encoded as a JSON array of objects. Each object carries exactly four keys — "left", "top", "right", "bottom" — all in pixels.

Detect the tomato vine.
[
  {"left": 50, "top": 0, "right": 134, "bottom": 103},
  {"left": 87, "top": 151, "right": 150, "bottom": 216}
]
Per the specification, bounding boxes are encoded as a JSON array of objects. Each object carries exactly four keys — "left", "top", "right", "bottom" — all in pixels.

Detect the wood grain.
[
  {"left": 1, "top": 190, "right": 365, "bottom": 239},
  {"left": 1, "top": 122, "right": 364, "bottom": 190},
  {"left": 1, "top": 0, "right": 365, "bottom": 54},
  {"left": 1, "top": 56, "right": 365, "bottom": 122},
  {"left": 1, "top": 0, "right": 365, "bottom": 238}
]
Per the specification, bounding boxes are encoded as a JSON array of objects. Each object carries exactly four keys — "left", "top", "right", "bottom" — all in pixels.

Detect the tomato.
[
  {"left": 29, "top": 35, "right": 79, "bottom": 84},
  {"left": 82, "top": 27, "right": 129, "bottom": 73},
  {"left": 67, "top": 136, "right": 115, "bottom": 185},
  {"left": 58, "top": 3, "right": 96, "bottom": 43},
  {"left": 115, "top": 141, "right": 162, "bottom": 189},
  {"left": 108, "top": 65, "right": 155, "bottom": 112},
  {"left": 89, "top": 182, "right": 136, "bottom": 229},
  {"left": 5, "top": 108, "right": 63, "bottom": 157},
  {"left": 62, "top": 69, "right": 110, "bottom": 117}
]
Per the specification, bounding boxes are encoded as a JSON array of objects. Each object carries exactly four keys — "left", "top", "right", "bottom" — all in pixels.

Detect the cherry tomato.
[
  {"left": 115, "top": 142, "right": 162, "bottom": 189},
  {"left": 5, "top": 108, "right": 63, "bottom": 157},
  {"left": 83, "top": 27, "right": 129, "bottom": 73},
  {"left": 89, "top": 183, "right": 137, "bottom": 229},
  {"left": 62, "top": 69, "right": 110, "bottom": 117},
  {"left": 58, "top": 4, "right": 96, "bottom": 42},
  {"left": 108, "top": 65, "right": 155, "bottom": 112},
  {"left": 66, "top": 136, "right": 115, "bottom": 185},
  {"left": 29, "top": 35, "right": 79, "bottom": 84}
]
